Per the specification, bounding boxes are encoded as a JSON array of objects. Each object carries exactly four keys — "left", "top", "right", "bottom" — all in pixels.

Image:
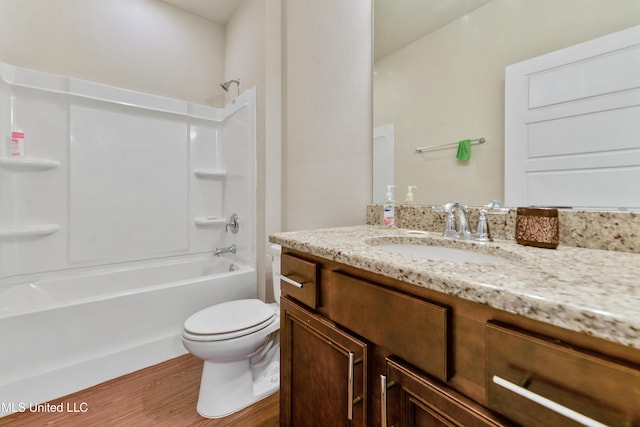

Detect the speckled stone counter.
[
  {"left": 269, "top": 225, "right": 640, "bottom": 349},
  {"left": 366, "top": 205, "right": 640, "bottom": 253}
]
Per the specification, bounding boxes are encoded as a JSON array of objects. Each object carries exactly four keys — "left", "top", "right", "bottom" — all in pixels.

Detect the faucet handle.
[
  {"left": 475, "top": 209, "right": 491, "bottom": 242},
  {"left": 443, "top": 212, "right": 457, "bottom": 238},
  {"left": 226, "top": 213, "right": 240, "bottom": 233},
  {"left": 484, "top": 200, "right": 510, "bottom": 215}
]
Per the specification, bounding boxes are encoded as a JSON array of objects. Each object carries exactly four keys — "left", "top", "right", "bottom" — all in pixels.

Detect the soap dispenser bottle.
[
  {"left": 383, "top": 185, "right": 396, "bottom": 228},
  {"left": 405, "top": 186, "right": 418, "bottom": 205}
]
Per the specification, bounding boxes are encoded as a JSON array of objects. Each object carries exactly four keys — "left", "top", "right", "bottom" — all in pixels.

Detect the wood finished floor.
[{"left": 0, "top": 354, "right": 279, "bottom": 427}]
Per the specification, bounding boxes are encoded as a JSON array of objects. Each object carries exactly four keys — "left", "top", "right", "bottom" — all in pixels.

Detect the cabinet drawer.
[
  {"left": 280, "top": 253, "right": 319, "bottom": 309},
  {"left": 486, "top": 322, "right": 640, "bottom": 427},
  {"left": 327, "top": 271, "right": 450, "bottom": 381}
]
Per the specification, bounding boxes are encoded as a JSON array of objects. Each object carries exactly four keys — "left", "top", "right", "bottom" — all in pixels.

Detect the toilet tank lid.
[{"left": 184, "top": 299, "right": 274, "bottom": 335}]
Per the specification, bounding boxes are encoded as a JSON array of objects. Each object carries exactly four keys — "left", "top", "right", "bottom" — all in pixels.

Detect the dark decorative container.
[{"left": 515, "top": 207, "right": 559, "bottom": 249}]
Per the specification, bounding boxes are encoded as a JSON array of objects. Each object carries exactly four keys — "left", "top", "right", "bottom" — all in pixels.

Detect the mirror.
[{"left": 373, "top": 0, "right": 640, "bottom": 206}]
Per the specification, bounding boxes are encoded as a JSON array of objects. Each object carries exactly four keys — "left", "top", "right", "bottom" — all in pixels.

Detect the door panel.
[{"left": 280, "top": 297, "right": 367, "bottom": 427}]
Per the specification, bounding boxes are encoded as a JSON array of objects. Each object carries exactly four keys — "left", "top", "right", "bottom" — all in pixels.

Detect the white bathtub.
[{"left": 0, "top": 255, "right": 256, "bottom": 417}]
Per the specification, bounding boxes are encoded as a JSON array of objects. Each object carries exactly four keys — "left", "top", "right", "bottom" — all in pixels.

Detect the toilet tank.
[{"left": 270, "top": 244, "right": 282, "bottom": 303}]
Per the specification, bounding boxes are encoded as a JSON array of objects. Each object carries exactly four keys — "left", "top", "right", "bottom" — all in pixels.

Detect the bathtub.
[{"left": 0, "top": 255, "right": 256, "bottom": 417}]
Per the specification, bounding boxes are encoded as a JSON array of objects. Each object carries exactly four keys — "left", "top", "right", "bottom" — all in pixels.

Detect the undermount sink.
[{"left": 374, "top": 243, "right": 509, "bottom": 264}]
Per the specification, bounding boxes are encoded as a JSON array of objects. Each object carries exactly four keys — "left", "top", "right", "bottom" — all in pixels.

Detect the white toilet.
[{"left": 182, "top": 244, "right": 282, "bottom": 418}]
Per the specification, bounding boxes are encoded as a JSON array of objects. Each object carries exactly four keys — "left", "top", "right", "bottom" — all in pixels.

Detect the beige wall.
[
  {"left": 0, "top": 0, "right": 226, "bottom": 106},
  {"left": 224, "top": 0, "right": 265, "bottom": 107},
  {"left": 224, "top": 0, "right": 281, "bottom": 302},
  {"left": 374, "top": 0, "right": 640, "bottom": 206},
  {"left": 283, "top": 0, "right": 372, "bottom": 231},
  {"left": 264, "top": 0, "right": 282, "bottom": 300},
  {"left": 225, "top": 0, "right": 266, "bottom": 299},
  {"left": 226, "top": 0, "right": 373, "bottom": 298}
]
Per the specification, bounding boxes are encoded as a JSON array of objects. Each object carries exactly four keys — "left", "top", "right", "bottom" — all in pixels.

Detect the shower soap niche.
[
  {"left": 0, "top": 157, "right": 60, "bottom": 172},
  {"left": 0, "top": 224, "right": 60, "bottom": 239},
  {"left": 194, "top": 217, "right": 226, "bottom": 227},
  {"left": 194, "top": 169, "right": 227, "bottom": 179}
]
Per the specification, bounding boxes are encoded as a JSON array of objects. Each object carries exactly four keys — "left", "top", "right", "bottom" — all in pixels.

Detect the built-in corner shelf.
[
  {"left": 194, "top": 169, "right": 227, "bottom": 179},
  {"left": 0, "top": 224, "right": 60, "bottom": 239},
  {"left": 0, "top": 157, "right": 61, "bottom": 172},
  {"left": 194, "top": 217, "right": 226, "bottom": 227}
]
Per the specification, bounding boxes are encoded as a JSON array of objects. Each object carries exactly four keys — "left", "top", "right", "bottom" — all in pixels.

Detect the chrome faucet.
[
  {"left": 214, "top": 244, "right": 236, "bottom": 257},
  {"left": 436, "top": 200, "right": 507, "bottom": 241},
  {"left": 442, "top": 201, "right": 471, "bottom": 240}
]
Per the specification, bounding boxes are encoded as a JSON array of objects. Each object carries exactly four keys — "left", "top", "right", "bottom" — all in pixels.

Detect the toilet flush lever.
[{"left": 226, "top": 213, "right": 239, "bottom": 233}]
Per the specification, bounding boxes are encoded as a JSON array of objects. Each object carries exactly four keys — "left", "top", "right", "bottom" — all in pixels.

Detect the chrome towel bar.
[{"left": 415, "top": 137, "right": 485, "bottom": 153}]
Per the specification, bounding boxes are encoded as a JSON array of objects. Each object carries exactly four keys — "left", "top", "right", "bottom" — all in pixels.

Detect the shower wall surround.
[{"left": 0, "top": 61, "right": 256, "bottom": 281}]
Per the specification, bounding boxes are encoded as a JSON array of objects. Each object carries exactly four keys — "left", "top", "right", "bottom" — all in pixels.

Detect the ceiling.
[
  {"left": 158, "top": 0, "right": 242, "bottom": 25},
  {"left": 374, "top": 0, "right": 494, "bottom": 60},
  {"left": 158, "top": 0, "right": 493, "bottom": 60}
]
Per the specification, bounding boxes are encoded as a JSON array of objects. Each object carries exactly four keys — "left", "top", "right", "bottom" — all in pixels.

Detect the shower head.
[{"left": 220, "top": 79, "right": 240, "bottom": 95}]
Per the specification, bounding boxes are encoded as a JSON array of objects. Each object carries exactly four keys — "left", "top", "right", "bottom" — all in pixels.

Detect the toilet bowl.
[{"left": 181, "top": 245, "right": 282, "bottom": 419}]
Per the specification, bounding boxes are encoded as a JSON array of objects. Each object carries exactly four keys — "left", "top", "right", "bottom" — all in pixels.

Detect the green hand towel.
[{"left": 456, "top": 139, "right": 471, "bottom": 161}]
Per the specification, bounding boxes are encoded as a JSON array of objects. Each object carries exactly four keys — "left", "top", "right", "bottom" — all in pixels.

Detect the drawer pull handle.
[
  {"left": 380, "top": 375, "right": 396, "bottom": 427},
  {"left": 279, "top": 274, "right": 304, "bottom": 288},
  {"left": 492, "top": 375, "right": 607, "bottom": 427},
  {"left": 381, "top": 375, "right": 388, "bottom": 427},
  {"left": 346, "top": 353, "right": 363, "bottom": 420},
  {"left": 348, "top": 352, "right": 355, "bottom": 420}
]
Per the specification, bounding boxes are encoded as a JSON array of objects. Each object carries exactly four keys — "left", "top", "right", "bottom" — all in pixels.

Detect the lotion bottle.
[
  {"left": 405, "top": 186, "right": 418, "bottom": 204},
  {"left": 10, "top": 131, "right": 25, "bottom": 158},
  {"left": 382, "top": 185, "right": 396, "bottom": 228}
]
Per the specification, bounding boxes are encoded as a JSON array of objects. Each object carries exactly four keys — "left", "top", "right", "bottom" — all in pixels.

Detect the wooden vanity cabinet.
[
  {"left": 279, "top": 251, "right": 507, "bottom": 427},
  {"left": 278, "top": 249, "right": 640, "bottom": 427}
]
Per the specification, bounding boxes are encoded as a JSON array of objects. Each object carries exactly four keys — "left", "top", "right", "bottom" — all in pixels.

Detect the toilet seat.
[{"left": 183, "top": 299, "right": 276, "bottom": 342}]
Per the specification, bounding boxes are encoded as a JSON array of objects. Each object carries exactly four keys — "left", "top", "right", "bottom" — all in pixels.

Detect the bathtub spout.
[{"left": 214, "top": 244, "right": 236, "bottom": 257}]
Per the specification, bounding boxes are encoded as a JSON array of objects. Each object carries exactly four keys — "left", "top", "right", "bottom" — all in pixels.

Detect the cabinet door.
[
  {"left": 383, "top": 358, "right": 510, "bottom": 427},
  {"left": 280, "top": 297, "right": 367, "bottom": 427}
]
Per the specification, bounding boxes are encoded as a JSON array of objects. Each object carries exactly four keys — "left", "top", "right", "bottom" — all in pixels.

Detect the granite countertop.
[{"left": 269, "top": 225, "right": 640, "bottom": 349}]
